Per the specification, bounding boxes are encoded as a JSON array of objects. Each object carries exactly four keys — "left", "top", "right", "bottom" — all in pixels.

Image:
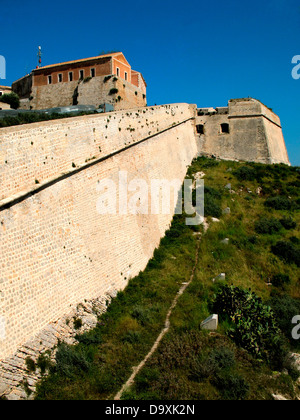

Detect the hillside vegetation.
[{"left": 35, "top": 157, "right": 300, "bottom": 400}]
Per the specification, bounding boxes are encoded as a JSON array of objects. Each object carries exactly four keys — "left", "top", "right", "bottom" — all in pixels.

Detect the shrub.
[
  {"left": 103, "top": 75, "right": 112, "bottom": 83},
  {"left": 254, "top": 217, "right": 282, "bottom": 235},
  {"left": 212, "top": 372, "right": 249, "bottom": 400},
  {"left": 196, "top": 156, "right": 219, "bottom": 169},
  {"left": 208, "top": 346, "right": 236, "bottom": 371},
  {"left": 212, "top": 285, "right": 286, "bottom": 366},
  {"left": 264, "top": 196, "right": 295, "bottom": 210},
  {"left": 233, "top": 166, "right": 259, "bottom": 181},
  {"left": 73, "top": 317, "right": 83, "bottom": 330},
  {"left": 190, "top": 346, "right": 236, "bottom": 383},
  {"left": 75, "top": 330, "right": 102, "bottom": 346},
  {"left": 0, "top": 111, "right": 95, "bottom": 128},
  {"left": 109, "top": 88, "right": 118, "bottom": 95},
  {"left": 0, "top": 92, "right": 20, "bottom": 109},
  {"left": 121, "top": 330, "right": 141, "bottom": 344},
  {"left": 55, "top": 343, "right": 94, "bottom": 378},
  {"left": 280, "top": 216, "right": 297, "bottom": 230},
  {"left": 271, "top": 241, "right": 300, "bottom": 267},
  {"left": 194, "top": 185, "right": 222, "bottom": 218},
  {"left": 205, "top": 200, "right": 222, "bottom": 218},
  {"left": 25, "top": 357, "right": 36, "bottom": 373},
  {"left": 269, "top": 295, "right": 300, "bottom": 350},
  {"left": 271, "top": 274, "right": 291, "bottom": 288},
  {"left": 131, "top": 305, "right": 152, "bottom": 326},
  {"left": 37, "top": 352, "right": 52, "bottom": 375}
]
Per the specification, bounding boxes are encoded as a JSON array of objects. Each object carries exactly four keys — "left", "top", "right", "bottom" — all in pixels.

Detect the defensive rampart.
[{"left": 0, "top": 103, "right": 198, "bottom": 362}]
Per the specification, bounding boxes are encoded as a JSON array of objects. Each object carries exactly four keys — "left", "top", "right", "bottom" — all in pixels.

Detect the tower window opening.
[
  {"left": 196, "top": 124, "right": 205, "bottom": 135},
  {"left": 221, "top": 123, "right": 230, "bottom": 134}
]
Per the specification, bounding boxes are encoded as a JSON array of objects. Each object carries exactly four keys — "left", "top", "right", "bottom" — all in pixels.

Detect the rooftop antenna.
[{"left": 37, "top": 46, "right": 42, "bottom": 68}]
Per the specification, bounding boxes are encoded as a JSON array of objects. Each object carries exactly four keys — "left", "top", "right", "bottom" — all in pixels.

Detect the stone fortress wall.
[{"left": 0, "top": 103, "right": 197, "bottom": 362}]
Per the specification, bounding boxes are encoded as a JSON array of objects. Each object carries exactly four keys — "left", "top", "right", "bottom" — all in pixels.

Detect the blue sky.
[{"left": 0, "top": 0, "right": 299, "bottom": 165}]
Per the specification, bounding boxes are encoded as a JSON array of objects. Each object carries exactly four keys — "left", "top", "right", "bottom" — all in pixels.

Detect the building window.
[
  {"left": 48, "top": 75, "right": 52, "bottom": 85},
  {"left": 0, "top": 91, "right": 3, "bottom": 96},
  {"left": 69, "top": 72, "right": 73, "bottom": 82},
  {"left": 79, "top": 70, "right": 84, "bottom": 80},
  {"left": 221, "top": 123, "right": 230, "bottom": 134},
  {"left": 91, "top": 68, "right": 95, "bottom": 78},
  {"left": 124, "top": 71, "right": 128, "bottom": 81},
  {"left": 196, "top": 124, "right": 205, "bottom": 135},
  {"left": 116, "top": 67, "right": 120, "bottom": 77},
  {"left": 58, "top": 74, "right": 63, "bottom": 83}
]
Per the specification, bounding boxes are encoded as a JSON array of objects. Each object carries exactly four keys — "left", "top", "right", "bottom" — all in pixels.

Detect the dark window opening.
[
  {"left": 196, "top": 124, "right": 205, "bottom": 135},
  {"left": 69, "top": 72, "right": 73, "bottom": 82},
  {"left": 91, "top": 68, "right": 95, "bottom": 78},
  {"left": 48, "top": 75, "right": 52, "bottom": 85},
  {"left": 58, "top": 74, "right": 63, "bottom": 83},
  {"left": 125, "top": 71, "right": 128, "bottom": 81},
  {"left": 79, "top": 70, "right": 84, "bottom": 80},
  {"left": 116, "top": 67, "right": 120, "bottom": 77},
  {"left": 221, "top": 123, "right": 230, "bottom": 134}
]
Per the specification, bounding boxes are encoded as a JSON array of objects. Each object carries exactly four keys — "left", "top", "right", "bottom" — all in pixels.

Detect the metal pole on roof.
[{"left": 37, "top": 46, "right": 42, "bottom": 68}]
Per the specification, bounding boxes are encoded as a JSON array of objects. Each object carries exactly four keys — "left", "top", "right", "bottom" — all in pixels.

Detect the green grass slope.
[{"left": 34, "top": 157, "right": 300, "bottom": 401}]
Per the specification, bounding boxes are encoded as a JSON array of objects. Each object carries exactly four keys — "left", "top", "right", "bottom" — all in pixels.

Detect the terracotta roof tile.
[{"left": 34, "top": 52, "right": 122, "bottom": 71}]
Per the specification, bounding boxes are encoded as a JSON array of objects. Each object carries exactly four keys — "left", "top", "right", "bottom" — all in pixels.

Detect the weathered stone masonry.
[
  {"left": 0, "top": 103, "right": 197, "bottom": 364},
  {"left": 195, "top": 98, "right": 290, "bottom": 165}
]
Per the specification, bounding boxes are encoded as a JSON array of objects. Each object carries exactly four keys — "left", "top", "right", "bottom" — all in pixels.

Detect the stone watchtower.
[{"left": 195, "top": 98, "right": 290, "bottom": 165}]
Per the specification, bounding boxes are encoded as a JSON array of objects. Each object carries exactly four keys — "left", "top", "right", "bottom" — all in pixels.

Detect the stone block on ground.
[{"left": 201, "top": 314, "right": 218, "bottom": 331}]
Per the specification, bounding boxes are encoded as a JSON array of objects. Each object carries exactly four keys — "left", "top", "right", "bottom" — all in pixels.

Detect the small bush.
[
  {"left": 0, "top": 92, "right": 20, "bottom": 109},
  {"left": 131, "top": 305, "right": 152, "bottom": 326},
  {"left": 254, "top": 217, "right": 282, "bottom": 235},
  {"left": 212, "top": 285, "right": 285, "bottom": 367},
  {"left": 109, "top": 88, "right": 118, "bottom": 95},
  {"left": 190, "top": 346, "right": 236, "bottom": 383},
  {"left": 264, "top": 196, "right": 295, "bottom": 211},
  {"left": 212, "top": 372, "right": 250, "bottom": 400},
  {"left": 75, "top": 331, "right": 102, "bottom": 346},
  {"left": 103, "top": 75, "right": 112, "bottom": 83},
  {"left": 121, "top": 330, "right": 141, "bottom": 344},
  {"left": 233, "top": 166, "right": 259, "bottom": 182},
  {"left": 25, "top": 357, "right": 36, "bottom": 373},
  {"left": 55, "top": 343, "right": 94, "bottom": 378},
  {"left": 269, "top": 295, "right": 300, "bottom": 350},
  {"left": 271, "top": 241, "right": 300, "bottom": 267},
  {"left": 194, "top": 185, "right": 222, "bottom": 218},
  {"left": 73, "top": 317, "right": 83, "bottom": 330},
  {"left": 271, "top": 274, "right": 291, "bottom": 288},
  {"left": 37, "top": 352, "right": 52, "bottom": 375},
  {"left": 196, "top": 156, "right": 219, "bottom": 169},
  {"left": 280, "top": 216, "right": 297, "bottom": 230},
  {"left": 208, "top": 346, "right": 236, "bottom": 371}
]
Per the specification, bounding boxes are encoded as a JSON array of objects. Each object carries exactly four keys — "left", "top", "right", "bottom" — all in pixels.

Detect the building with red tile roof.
[{"left": 12, "top": 52, "right": 147, "bottom": 111}]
